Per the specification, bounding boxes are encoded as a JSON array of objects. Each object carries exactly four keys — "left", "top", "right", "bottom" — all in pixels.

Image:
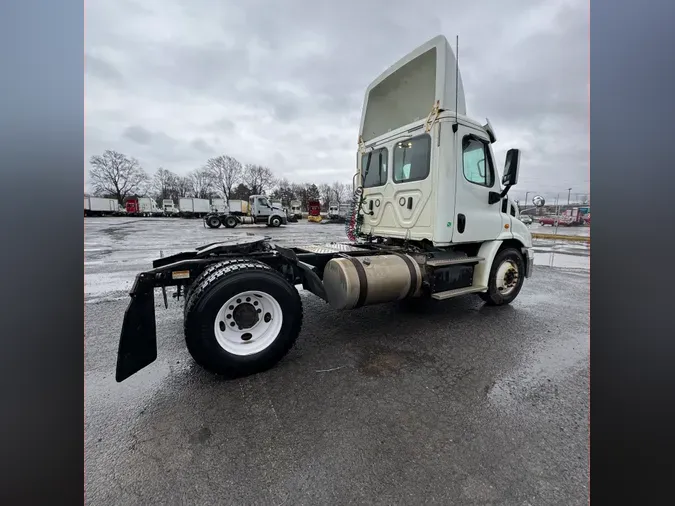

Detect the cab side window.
[
  {"left": 393, "top": 134, "right": 431, "bottom": 183},
  {"left": 462, "top": 137, "right": 495, "bottom": 187},
  {"left": 362, "top": 148, "right": 388, "bottom": 188}
]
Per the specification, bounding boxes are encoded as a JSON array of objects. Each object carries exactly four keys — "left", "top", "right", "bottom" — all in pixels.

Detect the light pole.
[
  {"left": 524, "top": 191, "right": 531, "bottom": 208},
  {"left": 567, "top": 187, "right": 572, "bottom": 206}
]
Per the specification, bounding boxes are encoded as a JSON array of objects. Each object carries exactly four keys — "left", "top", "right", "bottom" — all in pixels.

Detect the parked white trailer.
[
  {"left": 211, "top": 198, "right": 228, "bottom": 213},
  {"left": 179, "top": 198, "right": 211, "bottom": 217},
  {"left": 85, "top": 196, "right": 119, "bottom": 216},
  {"left": 227, "top": 199, "right": 249, "bottom": 215}
]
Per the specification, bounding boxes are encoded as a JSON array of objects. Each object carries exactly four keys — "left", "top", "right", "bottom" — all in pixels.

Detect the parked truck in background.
[
  {"left": 115, "top": 35, "right": 541, "bottom": 384},
  {"left": 204, "top": 195, "right": 288, "bottom": 229},
  {"left": 162, "top": 199, "right": 180, "bottom": 216},
  {"left": 125, "top": 197, "right": 160, "bottom": 217},
  {"left": 179, "top": 198, "right": 211, "bottom": 218},
  {"left": 290, "top": 200, "right": 302, "bottom": 219},
  {"left": 538, "top": 207, "right": 589, "bottom": 226},
  {"left": 324, "top": 202, "right": 350, "bottom": 223},
  {"left": 307, "top": 200, "right": 322, "bottom": 222}
]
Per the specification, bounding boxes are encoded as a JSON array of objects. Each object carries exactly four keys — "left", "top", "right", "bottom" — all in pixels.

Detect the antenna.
[{"left": 452, "top": 35, "right": 459, "bottom": 133}]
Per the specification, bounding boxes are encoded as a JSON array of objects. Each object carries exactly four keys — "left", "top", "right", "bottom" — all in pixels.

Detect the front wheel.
[
  {"left": 184, "top": 260, "right": 303, "bottom": 378},
  {"left": 478, "top": 248, "right": 525, "bottom": 306},
  {"left": 270, "top": 216, "right": 282, "bottom": 227}
]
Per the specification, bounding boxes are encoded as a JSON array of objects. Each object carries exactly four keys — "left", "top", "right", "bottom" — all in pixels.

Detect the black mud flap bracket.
[{"left": 115, "top": 273, "right": 158, "bottom": 382}]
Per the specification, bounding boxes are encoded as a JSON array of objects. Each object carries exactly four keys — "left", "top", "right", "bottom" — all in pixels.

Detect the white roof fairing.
[{"left": 359, "top": 35, "right": 467, "bottom": 143}]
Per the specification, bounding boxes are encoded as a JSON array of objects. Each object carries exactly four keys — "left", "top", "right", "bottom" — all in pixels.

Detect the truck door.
[
  {"left": 452, "top": 127, "right": 506, "bottom": 243},
  {"left": 256, "top": 197, "right": 271, "bottom": 218}
]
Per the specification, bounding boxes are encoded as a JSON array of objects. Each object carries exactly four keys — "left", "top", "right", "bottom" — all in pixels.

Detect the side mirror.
[
  {"left": 532, "top": 195, "right": 545, "bottom": 207},
  {"left": 502, "top": 149, "right": 520, "bottom": 187}
]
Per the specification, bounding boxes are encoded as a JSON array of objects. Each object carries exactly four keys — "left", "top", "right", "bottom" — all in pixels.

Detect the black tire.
[
  {"left": 478, "top": 248, "right": 525, "bottom": 306},
  {"left": 184, "top": 260, "right": 303, "bottom": 378},
  {"left": 270, "top": 216, "right": 282, "bottom": 227},
  {"left": 206, "top": 216, "right": 221, "bottom": 228},
  {"left": 183, "top": 258, "right": 253, "bottom": 317},
  {"left": 222, "top": 216, "right": 238, "bottom": 228}
]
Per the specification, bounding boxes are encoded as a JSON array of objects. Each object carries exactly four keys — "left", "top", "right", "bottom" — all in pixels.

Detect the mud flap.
[{"left": 115, "top": 281, "right": 157, "bottom": 382}]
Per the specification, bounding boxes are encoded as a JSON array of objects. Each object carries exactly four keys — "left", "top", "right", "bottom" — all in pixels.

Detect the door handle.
[
  {"left": 407, "top": 197, "right": 413, "bottom": 210},
  {"left": 457, "top": 214, "right": 466, "bottom": 233},
  {"left": 369, "top": 200, "right": 374, "bottom": 213}
]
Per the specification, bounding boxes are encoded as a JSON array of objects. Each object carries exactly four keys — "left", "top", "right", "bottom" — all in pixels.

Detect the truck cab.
[
  {"left": 162, "top": 199, "right": 178, "bottom": 215},
  {"left": 248, "top": 195, "right": 287, "bottom": 225},
  {"left": 328, "top": 202, "right": 339, "bottom": 218},
  {"left": 290, "top": 200, "right": 302, "bottom": 219},
  {"left": 355, "top": 35, "right": 531, "bottom": 255}
]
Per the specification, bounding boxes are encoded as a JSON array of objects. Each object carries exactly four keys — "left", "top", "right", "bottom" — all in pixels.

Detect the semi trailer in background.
[
  {"left": 179, "top": 198, "right": 211, "bottom": 217},
  {"left": 84, "top": 196, "right": 123, "bottom": 217},
  {"left": 211, "top": 198, "right": 228, "bottom": 213}
]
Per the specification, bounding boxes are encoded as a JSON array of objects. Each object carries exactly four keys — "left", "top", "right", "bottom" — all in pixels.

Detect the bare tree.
[
  {"left": 331, "top": 181, "right": 349, "bottom": 207},
  {"left": 175, "top": 176, "right": 193, "bottom": 198},
  {"left": 206, "top": 155, "right": 243, "bottom": 203},
  {"left": 189, "top": 167, "right": 215, "bottom": 199},
  {"left": 152, "top": 168, "right": 180, "bottom": 201},
  {"left": 271, "top": 178, "right": 295, "bottom": 206},
  {"left": 318, "top": 183, "right": 332, "bottom": 211},
  {"left": 579, "top": 194, "right": 589, "bottom": 205},
  {"left": 89, "top": 150, "right": 149, "bottom": 205},
  {"left": 244, "top": 164, "right": 275, "bottom": 195}
]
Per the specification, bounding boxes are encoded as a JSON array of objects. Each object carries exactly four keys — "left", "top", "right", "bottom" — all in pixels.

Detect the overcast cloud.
[{"left": 85, "top": 0, "right": 589, "bottom": 203}]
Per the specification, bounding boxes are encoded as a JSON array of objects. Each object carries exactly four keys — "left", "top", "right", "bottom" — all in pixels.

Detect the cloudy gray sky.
[{"left": 85, "top": 0, "right": 589, "bottom": 203}]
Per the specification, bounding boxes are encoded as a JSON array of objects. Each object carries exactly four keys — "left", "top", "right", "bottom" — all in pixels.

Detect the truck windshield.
[{"left": 362, "top": 148, "right": 388, "bottom": 188}]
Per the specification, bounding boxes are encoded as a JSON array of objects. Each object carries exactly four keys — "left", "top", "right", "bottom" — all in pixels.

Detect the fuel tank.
[{"left": 322, "top": 254, "right": 423, "bottom": 310}]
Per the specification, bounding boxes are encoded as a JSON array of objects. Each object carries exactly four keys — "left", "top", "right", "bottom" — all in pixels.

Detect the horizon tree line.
[{"left": 87, "top": 149, "right": 351, "bottom": 211}]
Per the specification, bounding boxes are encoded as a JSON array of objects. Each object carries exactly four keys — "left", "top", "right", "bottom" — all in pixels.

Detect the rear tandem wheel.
[
  {"left": 206, "top": 215, "right": 221, "bottom": 228},
  {"left": 223, "top": 216, "right": 238, "bottom": 228},
  {"left": 183, "top": 259, "right": 303, "bottom": 378}
]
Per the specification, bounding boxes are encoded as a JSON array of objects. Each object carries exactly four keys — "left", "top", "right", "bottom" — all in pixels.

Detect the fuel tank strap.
[
  {"left": 346, "top": 257, "right": 368, "bottom": 308},
  {"left": 392, "top": 253, "right": 418, "bottom": 298}
]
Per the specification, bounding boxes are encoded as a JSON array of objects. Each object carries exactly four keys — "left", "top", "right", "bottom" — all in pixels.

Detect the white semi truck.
[
  {"left": 115, "top": 35, "right": 541, "bottom": 383},
  {"left": 162, "top": 199, "right": 180, "bottom": 216},
  {"left": 290, "top": 200, "right": 302, "bottom": 219},
  {"left": 203, "top": 195, "right": 288, "bottom": 229}
]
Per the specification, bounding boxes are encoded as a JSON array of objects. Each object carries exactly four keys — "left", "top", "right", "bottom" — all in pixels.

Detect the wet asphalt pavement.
[{"left": 85, "top": 218, "right": 589, "bottom": 505}]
